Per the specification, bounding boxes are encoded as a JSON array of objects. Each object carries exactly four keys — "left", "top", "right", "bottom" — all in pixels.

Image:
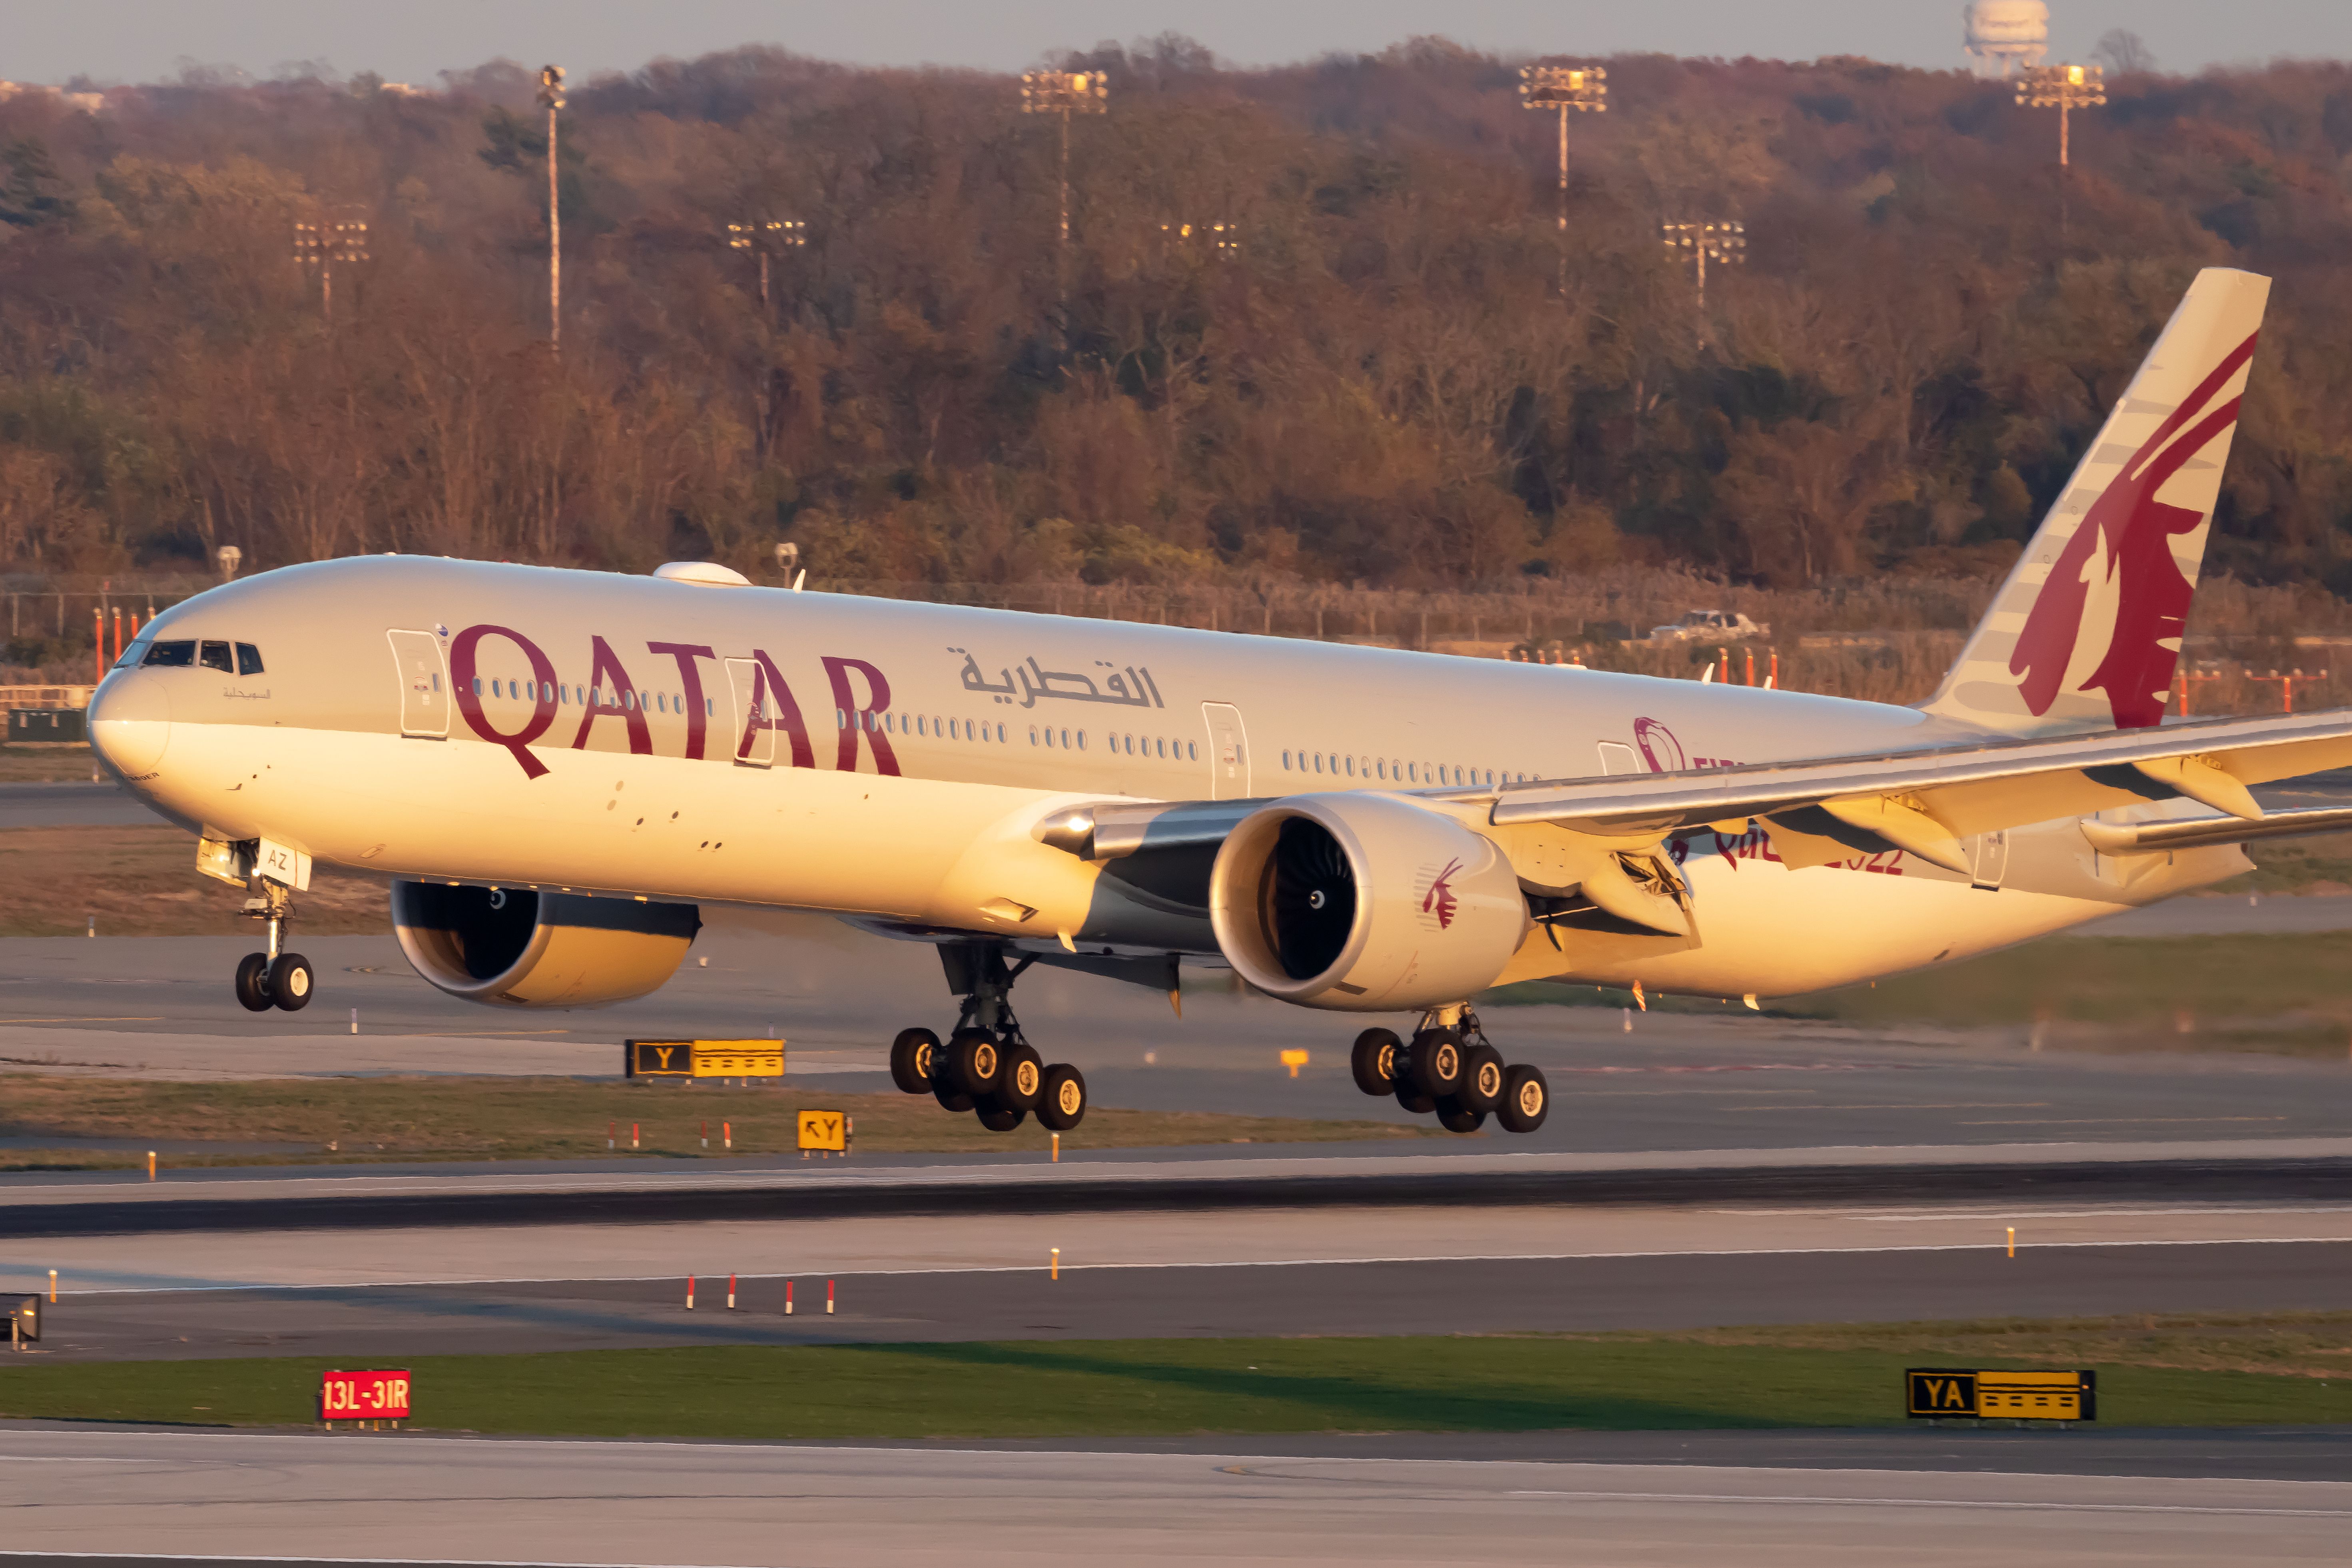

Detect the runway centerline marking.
[
  {"left": 1724, "top": 1104, "right": 2052, "bottom": 1113},
  {"left": 1495, "top": 1489, "right": 2352, "bottom": 1517},
  {"left": 1726, "top": 1205, "right": 2352, "bottom": 1221},
  {"left": 0, "top": 1017, "right": 165, "bottom": 1024},
  {"left": 1961, "top": 1117, "right": 2289, "bottom": 1126}
]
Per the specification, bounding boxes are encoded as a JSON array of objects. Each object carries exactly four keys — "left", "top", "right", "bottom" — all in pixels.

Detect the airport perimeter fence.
[
  {"left": 1, "top": 569, "right": 2344, "bottom": 715},
  {"left": 807, "top": 577, "right": 2352, "bottom": 712}
]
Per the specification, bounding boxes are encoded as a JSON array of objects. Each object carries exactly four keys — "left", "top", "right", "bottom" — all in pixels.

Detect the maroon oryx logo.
[
  {"left": 1420, "top": 858, "right": 1464, "bottom": 930},
  {"left": 2009, "top": 331, "right": 2258, "bottom": 730},
  {"left": 1632, "top": 716, "right": 1686, "bottom": 773}
]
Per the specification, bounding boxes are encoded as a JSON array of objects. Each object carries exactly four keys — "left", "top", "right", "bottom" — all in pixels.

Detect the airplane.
[{"left": 88, "top": 266, "right": 2352, "bottom": 1140}]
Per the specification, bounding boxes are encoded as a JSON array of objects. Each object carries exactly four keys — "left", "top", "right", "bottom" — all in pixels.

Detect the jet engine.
[
  {"left": 391, "top": 881, "right": 700, "bottom": 1008},
  {"left": 1207, "top": 794, "right": 1525, "bottom": 1012}
]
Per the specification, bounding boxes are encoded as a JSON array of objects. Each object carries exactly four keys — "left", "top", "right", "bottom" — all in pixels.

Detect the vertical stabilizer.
[{"left": 1923, "top": 267, "right": 2269, "bottom": 734}]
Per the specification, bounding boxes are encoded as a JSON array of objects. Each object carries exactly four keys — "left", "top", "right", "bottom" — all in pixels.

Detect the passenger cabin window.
[
  {"left": 199, "top": 641, "right": 234, "bottom": 673},
  {"left": 143, "top": 640, "right": 196, "bottom": 668},
  {"left": 235, "top": 643, "right": 263, "bottom": 675}
]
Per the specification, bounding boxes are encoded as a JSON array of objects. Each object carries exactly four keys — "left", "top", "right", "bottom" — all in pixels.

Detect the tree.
[{"left": 2095, "top": 30, "right": 2158, "bottom": 77}]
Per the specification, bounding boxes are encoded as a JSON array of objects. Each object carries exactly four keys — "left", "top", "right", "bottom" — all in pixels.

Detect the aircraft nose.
[{"left": 90, "top": 670, "right": 171, "bottom": 781}]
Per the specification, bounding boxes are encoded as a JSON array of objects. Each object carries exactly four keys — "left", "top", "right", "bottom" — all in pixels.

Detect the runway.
[
  {"left": 12, "top": 927, "right": 2352, "bottom": 1162},
  {"left": 4, "top": 1429, "right": 2351, "bottom": 1565},
  {"left": 10, "top": 1162, "right": 2352, "bottom": 1357},
  {"left": 20, "top": 1241, "right": 2352, "bottom": 1362}
]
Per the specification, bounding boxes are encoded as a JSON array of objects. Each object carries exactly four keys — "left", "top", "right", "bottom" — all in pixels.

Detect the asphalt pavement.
[
  {"left": 4, "top": 1429, "right": 2350, "bottom": 1565},
  {"left": 11, "top": 923, "right": 2352, "bottom": 1157},
  {"left": 0, "top": 779, "right": 154, "bottom": 828},
  {"left": 20, "top": 1241, "right": 2352, "bottom": 1363}
]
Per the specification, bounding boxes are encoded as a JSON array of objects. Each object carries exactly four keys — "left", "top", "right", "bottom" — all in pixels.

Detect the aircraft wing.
[{"left": 1475, "top": 708, "right": 2352, "bottom": 873}]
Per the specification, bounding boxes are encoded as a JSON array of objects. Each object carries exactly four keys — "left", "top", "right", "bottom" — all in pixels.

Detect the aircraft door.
[
  {"left": 725, "top": 657, "right": 774, "bottom": 767},
  {"left": 1201, "top": 702, "right": 1251, "bottom": 800},
  {"left": 387, "top": 630, "right": 449, "bottom": 738}
]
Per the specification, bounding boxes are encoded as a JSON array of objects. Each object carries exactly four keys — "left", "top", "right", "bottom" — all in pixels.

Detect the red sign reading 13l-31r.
[{"left": 319, "top": 1368, "right": 411, "bottom": 1421}]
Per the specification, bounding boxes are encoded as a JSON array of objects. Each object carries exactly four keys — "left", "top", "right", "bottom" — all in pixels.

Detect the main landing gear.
[
  {"left": 232, "top": 879, "right": 315, "bottom": 1014},
  {"left": 1349, "top": 1006, "right": 1547, "bottom": 1136},
  {"left": 888, "top": 943, "right": 1088, "bottom": 1134}
]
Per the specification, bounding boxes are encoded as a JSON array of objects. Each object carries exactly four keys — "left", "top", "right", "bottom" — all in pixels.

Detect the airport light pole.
[
  {"left": 727, "top": 219, "right": 806, "bottom": 310},
  {"left": 1020, "top": 69, "right": 1109, "bottom": 347},
  {"left": 1158, "top": 221, "right": 1241, "bottom": 260},
  {"left": 2015, "top": 62, "right": 2104, "bottom": 168},
  {"left": 291, "top": 207, "right": 369, "bottom": 321},
  {"left": 1518, "top": 64, "right": 1607, "bottom": 299},
  {"left": 2016, "top": 62, "right": 2103, "bottom": 240},
  {"left": 538, "top": 65, "right": 565, "bottom": 350},
  {"left": 1660, "top": 221, "right": 1745, "bottom": 342}
]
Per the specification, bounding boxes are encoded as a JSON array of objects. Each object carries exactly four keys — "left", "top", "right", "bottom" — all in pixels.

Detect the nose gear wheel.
[{"left": 231, "top": 879, "right": 311, "bottom": 1012}]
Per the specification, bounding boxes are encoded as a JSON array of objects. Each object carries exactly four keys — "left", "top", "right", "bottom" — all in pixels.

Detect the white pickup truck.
[{"left": 1649, "top": 609, "right": 1768, "bottom": 644}]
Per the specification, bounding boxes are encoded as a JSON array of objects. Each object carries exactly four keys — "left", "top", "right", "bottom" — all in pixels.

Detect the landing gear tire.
[
  {"left": 233, "top": 952, "right": 273, "bottom": 1012},
  {"left": 1435, "top": 1098, "right": 1486, "bottom": 1134},
  {"left": 1496, "top": 1064, "right": 1549, "bottom": 1134},
  {"left": 975, "top": 1096, "right": 1027, "bottom": 1132},
  {"left": 1351, "top": 1028, "right": 1402, "bottom": 1096},
  {"left": 1459, "top": 1044, "right": 1505, "bottom": 1115},
  {"left": 268, "top": 953, "right": 315, "bottom": 1012},
  {"left": 1409, "top": 1028, "right": 1463, "bottom": 1099},
  {"left": 997, "top": 1043, "right": 1044, "bottom": 1112},
  {"left": 947, "top": 1029, "right": 1002, "bottom": 1097},
  {"left": 1394, "top": 1081, "right": 1436, "bottom": 1116},
  {"left": 933, "top": 1081, "right": 976, "bottom": 1114},
  {"left": 1036, "top": 1064, "right": 1088, "bottom": 1131},
  {"left": 890, "top": 1028, "right": 940, "bottom": 1095}
]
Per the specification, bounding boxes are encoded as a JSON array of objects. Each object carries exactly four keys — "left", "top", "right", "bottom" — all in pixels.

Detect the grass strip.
[
  {"left": 3, "top": 1317, "right": 2348, "bottom": 1437},
  {"left": 1493, "top": 929, "right": 2352, "bottom": 1055},
  {"left": 0, "top": 825, "right": 387, "bottom": 937},
  {"left": 0, "top": 1072, "right": 1428, "bottom": 1168}
]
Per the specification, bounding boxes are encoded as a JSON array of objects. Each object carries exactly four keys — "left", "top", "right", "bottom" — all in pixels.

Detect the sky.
[{"left": 12, "top": 1, "right": 2352, "bottom": 88}]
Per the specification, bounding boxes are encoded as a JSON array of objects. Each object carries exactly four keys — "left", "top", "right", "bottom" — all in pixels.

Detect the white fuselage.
[{"left": 90, "top": 558, "right": 2246, "bottom": 1007}]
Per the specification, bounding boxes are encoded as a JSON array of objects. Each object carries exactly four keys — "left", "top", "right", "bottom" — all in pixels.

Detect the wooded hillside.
[{"left": 3, "top": 37, "right": 2350, "bottom": 599}]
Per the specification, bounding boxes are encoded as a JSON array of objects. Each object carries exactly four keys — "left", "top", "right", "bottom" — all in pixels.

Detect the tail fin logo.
[{"left": 2009, "top": 331, "right": 2259, "bottom": 729}]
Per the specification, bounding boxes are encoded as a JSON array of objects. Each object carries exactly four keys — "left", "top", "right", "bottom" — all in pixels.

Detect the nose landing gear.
[
  {"left": 1350, "top": 1006, "right": 1547, "bottom": 1135},
  {"left": 886, "top": 943, "right": 1088, "bottom": 1133},
  {"left": 232, "top": 879, "right": 315, "bottom": 1014}
]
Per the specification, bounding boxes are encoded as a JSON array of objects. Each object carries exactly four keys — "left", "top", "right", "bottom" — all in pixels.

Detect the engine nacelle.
[
  {"left": 1208, "top": 794, "right": 1525, "bottom": 1012},
  {"left": 391, "top": 881, "right": 700, "bottom": 1008}
]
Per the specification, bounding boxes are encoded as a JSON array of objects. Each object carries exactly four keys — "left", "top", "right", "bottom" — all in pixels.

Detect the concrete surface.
[{"left": 4, "top": 1429, "right": 2351, "bottom": 1565}]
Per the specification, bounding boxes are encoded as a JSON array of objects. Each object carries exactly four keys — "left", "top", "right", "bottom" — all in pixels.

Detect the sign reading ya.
[{"left": 1907, "top": 1368, "right": 2096, "bottom": 1422}]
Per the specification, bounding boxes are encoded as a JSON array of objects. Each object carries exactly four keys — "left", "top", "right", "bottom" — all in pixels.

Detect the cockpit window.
[
  {"left": 235, "top": 643, "right": 263, "bottom": 675},
  {"left": 113, "top": 630, "right": 155, "bottom": 670},
  {"left": 142, "top": 640, "right": 196, "bottom": 668},
  {"left": 199, "top": 641, "right": 235, "bottom": 673}
]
